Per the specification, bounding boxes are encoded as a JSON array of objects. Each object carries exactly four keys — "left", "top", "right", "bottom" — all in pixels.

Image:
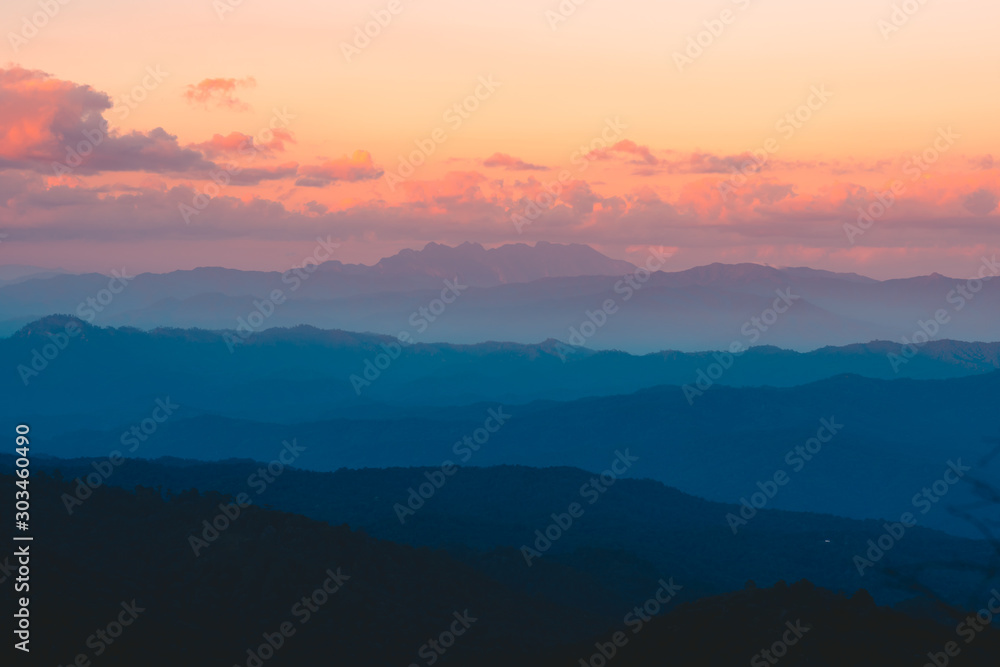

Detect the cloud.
[
  {"left": 182, "top": 77, "right": 256, "bottom": 111},
  {"left": 2, "top": 65, "right": 999, "bottom": 279},
  {"left": 304, "top": 200, "right": 328, "bottom": 215},
  {"left": 0, "top": 67, "right": 213, "bottom": 175},
  {"left": 585, "top": 140, "right": 659, "bottom": 166},
  {"left": 677, "top": 152, "right": 755, "bottom": 174},
  {"left": 229, "top": 162, "right": 300, "bottom": 186},
  {"left": 584, "top": 143, "right": 781, "bottom": 175},
  {"left": 396, "top": 171, "right": 492, "bottom": 207},
  {"left": 191, "top": 128, "right": 295, "bottom": 158},
  {"left": 608, "top": 140, "right": 659, "bottom": 165},
  {"left": 0, "top": 67, "right": 105, "bottom": 165},
  {"left": 7, "top": 165, "right": 1000, "bottom": 282},
  {"left": 482, "top": 152, "right": 547, "bottom": 171},
  {"left": 295, "top": 151, "right": 383, "bottom": 187},
  {"left": 970, "top": 154, "right": 995, "bottom": 170},
  {"left": 963, "top": 188, "right": 999, "bottom": 216}
]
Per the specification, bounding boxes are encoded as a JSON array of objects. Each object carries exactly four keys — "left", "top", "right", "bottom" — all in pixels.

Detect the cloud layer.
[{"left": 1, "top": 67, "right": 998, "bottom": 279}]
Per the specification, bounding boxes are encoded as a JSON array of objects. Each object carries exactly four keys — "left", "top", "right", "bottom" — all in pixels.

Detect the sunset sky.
[{"left": 1, "top": 0, "right": 998, "bottom": 278}]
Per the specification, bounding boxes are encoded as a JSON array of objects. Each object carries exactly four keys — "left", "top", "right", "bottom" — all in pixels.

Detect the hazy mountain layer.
[{"left": 2, "top": 246, "right": 997, "bottom": 351}]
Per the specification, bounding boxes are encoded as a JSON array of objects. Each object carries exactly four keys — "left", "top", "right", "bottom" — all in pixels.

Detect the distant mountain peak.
[{"left": 361, "top": 241, "right": 636, "bottom": 286}]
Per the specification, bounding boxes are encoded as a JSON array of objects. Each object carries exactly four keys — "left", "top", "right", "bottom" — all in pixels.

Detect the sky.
[{"left": 0, "top": 0, "right": 998, "bottom": 278}]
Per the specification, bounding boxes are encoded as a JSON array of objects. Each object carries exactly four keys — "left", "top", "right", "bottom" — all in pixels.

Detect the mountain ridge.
[{"left": 3, "top": 252, "right": 996, "bottom": 350}]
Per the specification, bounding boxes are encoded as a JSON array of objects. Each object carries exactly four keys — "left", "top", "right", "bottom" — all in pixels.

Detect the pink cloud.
[
  {"left": 609, "top": 140, "right": 659, "bottom": 165},
  {"left": 228, "top": 162, "right": 300, "bottom": 186},
  {"left": 296, "top": 151, "right": 383, "bottom": 187},
  {"left": 191, "top": 128, "right": 296, "bottom": 158},
  {"left": 962, "top": 188, "right": 999, "bottom": 216},
  {"left": 482, "top": 152, "right": 547, "bottom": 171},
  {"left": 182, "top": 77, "right": 256, "bottom": 111},
  {"left": 2, "top": 67, "right": 999, "bottom": 279},
  {"left": 0, "top": 67, "right": 213, "bottom": 175}
]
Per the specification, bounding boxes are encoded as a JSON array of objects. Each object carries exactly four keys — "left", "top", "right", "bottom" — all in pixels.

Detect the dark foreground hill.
[
  {"left": 555, "top": 580, "right": 1000, "bottom": 667},
  {"left": 0, "top": 472, "right": 602, "bottom": 666},
  {"left": 3, "top": 470, "right": 999, "bottom": 666},
  {"left": 10, "top": 457, "right": 999, "bottom": 613}
]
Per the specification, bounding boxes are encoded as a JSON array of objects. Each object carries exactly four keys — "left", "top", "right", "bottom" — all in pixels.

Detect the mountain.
[
  {"left": 2, "top": 252, "right": 997, "bottom": 351},
  {"left": 6, "top": 468, "right": 996, "bottom": 666},
  {"left": 12, "top": 323, "right": 1000, "bottom": 538},
  {"left": 8, "top": 458, "right": 998, "bottom": 612},
  {"left": 0, "top": 264, "right": 70, "bottom": 286},
  {"left": 0, "top": 471, "right": 602, "bottom": 666},
  {"left": 317, "top": 241, "right": 639, "bottom": 285},
  {"left": 3, "top": 315, "right": 999, "bottom": 431},
  {"left": 558, "top": 580, "right": 1000, "bottom": 666},
  {"left": 0, "top": 241, "right": 636, "bottom": 334}
]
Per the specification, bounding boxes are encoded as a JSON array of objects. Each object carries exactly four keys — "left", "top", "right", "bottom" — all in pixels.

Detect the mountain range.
[
  {"left": 5, "top": 316, "right": 999, "bottom": 538},
  {"left": 2, "top": 243, "right": 997, "bottom": 351},
  {"left": 8, "top": 467, "right": 999, "bottom": 666},
  {"left": 5, "top": 458, "right": 996, "bottom": 610}
]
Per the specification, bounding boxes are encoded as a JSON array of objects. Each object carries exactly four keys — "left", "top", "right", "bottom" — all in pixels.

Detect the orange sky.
[{"left": 1, "top": 0, "right": 998, "bottom": 277}]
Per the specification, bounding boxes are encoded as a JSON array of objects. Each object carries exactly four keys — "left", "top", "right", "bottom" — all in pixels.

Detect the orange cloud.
[
  {"left": 295, "top": 150, "right": 383, "bottom": 187},
  {"left": 191, "top": 128, "right": 295, "bottom": 158},
  {"left": 182, "top": 77, "right": 256, "bottom": 111},
  {"left": 482, "top": 152, "right": 546, "bottom": 171},
  {"left": 397, "top": 170, "right": 489, "bottom": 204},
  {"left": 609, "top": 140, "right": 659, "bottom": 165},
  {"left": 3, "top": 68, "right": 1000, "bottom": 280},
  {"left": 0, "top": 66, "right": 212, "bottom": 175}
]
